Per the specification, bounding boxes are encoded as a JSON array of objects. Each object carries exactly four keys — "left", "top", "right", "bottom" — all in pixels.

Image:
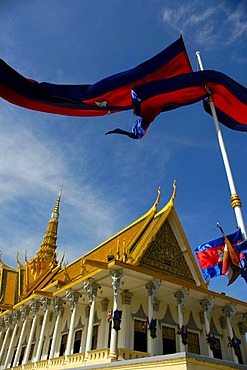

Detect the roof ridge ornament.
[
  {"left": 154, "top": 187, "right": 161, "bottom": 210},
  {"left": 172, "top": 180, "right": 177, "bottom": 201}
]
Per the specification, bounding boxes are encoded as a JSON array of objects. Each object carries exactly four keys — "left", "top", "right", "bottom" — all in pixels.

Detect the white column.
[
  {"left": 84, "top": 279, "right": 100, "bottom": 358},
  {"left": 146, "top": 279, "right": 160, "bottom": 356},
  {"left": 34, "top": 297, "right": 51, "bottom": 362},
  {"left": 238, "top": 316, "right": 247, "bottom": 364},
  {"left": 22, "top": 299, "right": 41, "bottom": 364},
  {"left": 98, "top": 298, "right": 109, "bottom": 348},
  {"left": 0, "top": 316, "right": 11, "bottom": 365},
  {"left": 109, "top": 270, "right": 123, "bottom": 359},
  {"left": 49, "top": 298, "right": 64, "bottom": 359},
  {"left": 12, "top": 306, "right": 30, "bottom": 367},
  {"left": 153, "top": 299, "right": 160, "bottom": 355},
  {"left": 81, "top": 306, "right": 90, "bottom": 353},
  {"left": 0, "top": 320, "right": 5, "bottom": 350},
  {"left": 174, "top": 288, "right": 189, "bottom": 352},
  {"left": 200, "top": 296, "right": 215, "bottom": 357},
  {"left": 3, "top": 311, "right": 20, "bottom": 369},
  {"left": 65, "top": 290, "right": 80, "bottom": 356},
  {"left": 223, "top": 304, "right": 239, "bottom": 363},
  {"left": 119, "top": 290, "right": 133, "bottom": 349}
]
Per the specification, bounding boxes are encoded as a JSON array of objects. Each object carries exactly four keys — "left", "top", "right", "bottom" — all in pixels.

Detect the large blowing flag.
[
  {"left": 0, "top": 37, "right": 192, "bottom": 117},
  {"left": 108, "top": 70, "right": 247, "bottom": 139},
  {"left": 194, "top": 229, "right": 242, "bottom": 284}
]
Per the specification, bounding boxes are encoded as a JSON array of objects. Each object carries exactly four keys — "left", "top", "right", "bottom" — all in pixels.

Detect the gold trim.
[{"left": 230, "top": 193, "right": 242, "bottom": 208}]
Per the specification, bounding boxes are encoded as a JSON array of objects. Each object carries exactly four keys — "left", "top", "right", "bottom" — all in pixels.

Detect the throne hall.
[{"left": 0, "top": 184, "right": 246, "bottom": 370}]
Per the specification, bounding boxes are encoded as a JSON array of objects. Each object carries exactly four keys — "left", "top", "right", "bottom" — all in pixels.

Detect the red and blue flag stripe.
[
  {"left": 0, "top": 37, "right": 192, "bottom": 117},
  {"left": 194, "top": 229, "right": 242, "bottom": 281}
]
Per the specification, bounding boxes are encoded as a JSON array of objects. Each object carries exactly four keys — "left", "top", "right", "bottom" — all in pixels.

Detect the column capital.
[
  {"left": 52, "top": 298, "right": 65, "bottom": 317},
  {"left": 20, "top": 305, "right": 30, "bottom": 321},
  {"left": 84, "top": 278, "right": 100, "bottom": 306},
  {"left": 200, "top": 296, "right": 215, "bottom": 320},
  {"left": 146, "top": 279, "right": 161, "bottom": 306},
  {"left": 222, "top": 303, "right": 236, "bottom": 323},
  {"left": 121, "top": 290, "right": 133, "bottom": 305},
  {"left": 40, "top": 296, "right": 51, "bottom": 311},
  {"left": 3, "top": 315, "right": 11, "bottom": 328},
  {"left": 66, "top": 289, "right": 80, "bottom": 311},
  {"left": 174, "top": 288, "right": 189, "bottom": 315},
  {"left": 11, "top": 310, "right": 21, "bottom": 325},
  {"left": 29, "top": 299, "right": 41, "bottom": 317}
]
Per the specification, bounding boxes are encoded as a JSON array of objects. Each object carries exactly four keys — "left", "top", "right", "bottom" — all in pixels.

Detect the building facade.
[{"left": 0, "top": 185, "right": 246, "bottom": 370}]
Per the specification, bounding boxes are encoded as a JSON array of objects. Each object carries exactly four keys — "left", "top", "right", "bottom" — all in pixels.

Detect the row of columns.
[
  {"left": 174, "top": 288, "right": 245, "bottom": 364},
  {"left": 0, "top": 275, "right": 246, "bottom": 367},
  {"left": 0, "top": 269, "right": 125, "bottom": 368}
]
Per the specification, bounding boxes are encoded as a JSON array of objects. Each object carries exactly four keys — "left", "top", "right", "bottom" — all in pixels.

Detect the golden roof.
[
  {"left": 0, "top": 183, "right": 207, "bottom": 311},
  {"left": 54, "top": 182, "right": 205, "bottom": 288}
]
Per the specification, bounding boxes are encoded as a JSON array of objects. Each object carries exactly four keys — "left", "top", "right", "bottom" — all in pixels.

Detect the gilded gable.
[{"left": 138, "top": 220, "right": 195, "bottom": 284}]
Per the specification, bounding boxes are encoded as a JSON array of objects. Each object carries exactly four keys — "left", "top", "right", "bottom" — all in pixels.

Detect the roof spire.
[{"left": 51, "top": 189, "right": 62, "bottom": 220}]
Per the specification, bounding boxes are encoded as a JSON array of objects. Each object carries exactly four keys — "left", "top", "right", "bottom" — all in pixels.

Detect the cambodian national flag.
[
  {"left": 111, "top": 70, "right": 247, "bottom": 139},
  {"left": 235, "top": 239, "right": 247, "bottom": 269},
  {"left": 0, "top": 36, "right": 192, "bottom": 117},
  {"left": 194, "top": 229, "right": 242, "bottom": 282}
]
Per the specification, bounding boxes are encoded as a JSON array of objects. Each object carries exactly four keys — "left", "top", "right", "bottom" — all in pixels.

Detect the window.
[
  {"left": 11, "top": 348, "right": 17, "bottom": 368},
  {"left": 91, "top": 325, "right": 98, "bottom": 350},
  {"left": 188, "top": 332, "right": 200, "bottom": 354},
  {"left": 18, "top": 346, "right": 26, "bottom": 365},
  {"left": 28, "top": 343, "right": 35, "bottom": 361},
  {"left": 39, "top": 338, "right": 45, "bottom": 361},
  {"left": 47, "top": 337, "right": 53, "bottom": 359},
  {"left": 213, "top": 338, "right": 222, "bottom": 359},
  {"left": 134, "top": 319, "right": 147, "bottom": 352},
  {"left": 162, "top": 326, "right": 176, "bottom": 354},
  {"left": 73, "top": 330, "right": 82, "bottom": 354},
  {"left": 59, "top": 333, "right": 68, "bottom": 356}
]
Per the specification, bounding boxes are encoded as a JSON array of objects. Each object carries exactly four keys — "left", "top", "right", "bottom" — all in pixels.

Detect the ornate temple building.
[{"left": 0, "top": 184, "right": 246, "bottom": 370}]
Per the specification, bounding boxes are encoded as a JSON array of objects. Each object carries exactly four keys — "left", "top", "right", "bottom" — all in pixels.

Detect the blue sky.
[{"left": 0, "top": 0, "right": 246, "bottom": 301}]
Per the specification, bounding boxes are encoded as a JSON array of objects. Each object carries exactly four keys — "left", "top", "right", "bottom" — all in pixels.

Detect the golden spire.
[
  {"left": 27, "top": 191, "right": 62, "bottom": 279},
  {"left": 51, "top": 189, "right": 62, "bottom": 220}
]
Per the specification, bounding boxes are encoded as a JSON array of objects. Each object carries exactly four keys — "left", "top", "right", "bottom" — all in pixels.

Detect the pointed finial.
[
  {"left": 51, "top": 189, "right": 62, "bottom": 220},
  {"left": 154, "top": 187, "right": 161, "bottom": 209},
  {"left": 172, "top": 180, "right": 177, "bottom": 201},
  {"left": 217, "top": 223, "right": 224, "bottom": 235}
]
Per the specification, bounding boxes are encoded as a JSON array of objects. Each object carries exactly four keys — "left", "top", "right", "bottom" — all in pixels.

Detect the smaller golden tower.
[{"left": 24, "top": 191, "right": 62, "bottom": 296}]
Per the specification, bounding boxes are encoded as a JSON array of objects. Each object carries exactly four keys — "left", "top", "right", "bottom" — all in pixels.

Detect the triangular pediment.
[{"left": 138, "top": 219, "right": 196, "bottom": 284}]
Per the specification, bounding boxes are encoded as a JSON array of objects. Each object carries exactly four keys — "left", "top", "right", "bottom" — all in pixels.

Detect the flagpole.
[{"left": 196, "top": 51, "right": 246, "bottom": 240}]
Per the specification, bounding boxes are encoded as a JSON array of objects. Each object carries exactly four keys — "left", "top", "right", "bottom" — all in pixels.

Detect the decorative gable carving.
[{"left": 138, "top": 220, "right": 195, "bottom": 284}]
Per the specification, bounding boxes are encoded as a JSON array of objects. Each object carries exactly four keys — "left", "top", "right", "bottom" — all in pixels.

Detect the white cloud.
[
  {"left": 0, "top": 106, "right": 124, "bottom": 266},
  {"left": 161, "top": 1, "right": 247, "bottom": 49}
]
